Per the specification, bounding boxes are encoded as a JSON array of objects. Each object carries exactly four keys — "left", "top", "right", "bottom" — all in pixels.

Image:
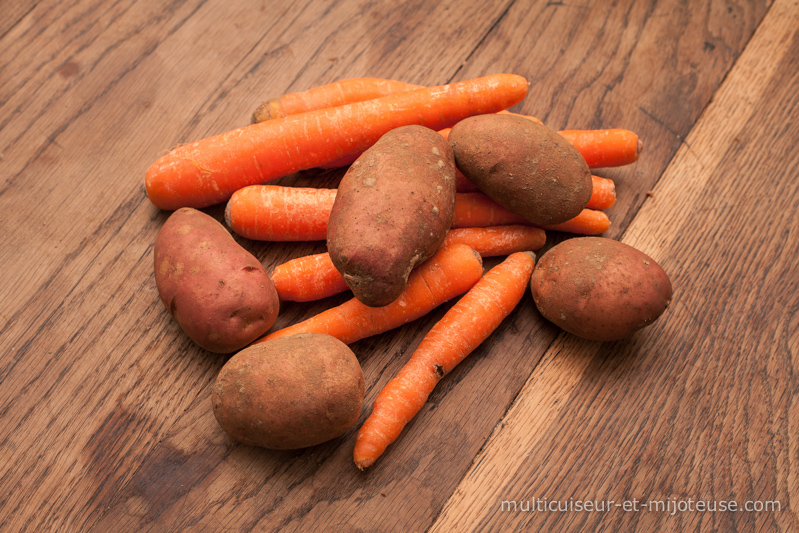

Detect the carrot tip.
[{"left": 637, "top": 139, "right": 644, "bottom": 155}]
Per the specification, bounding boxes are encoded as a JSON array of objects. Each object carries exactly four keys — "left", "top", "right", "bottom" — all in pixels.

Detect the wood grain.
[
  {"left": 0, "top": 0, "right": 516, "bottom": 531},
  {"left": 432, "top": 0, "right": 799, "bottom": 530},
  {"left": 0, "top": 0, "right": 787, "bottom": 532},
  {"left": 88, "top": 2, "right": 766, "bottom": 533}
]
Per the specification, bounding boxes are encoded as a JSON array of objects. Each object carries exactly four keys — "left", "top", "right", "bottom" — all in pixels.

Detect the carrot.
[
  {"left": 226, "top": 186, "right": 607, "bottom": 240},
  {"left": 353, "top": 251, "right": 535, "bottom": 469},
  {"left": 558, "top": 129, "right": 642, "bottom": 168},
  {"left": 272, "top": 225, "right": 545, "bottom": 302},
  {"left": 450, "top": 192, "right": 528, "bottom": 228},
  {"left": 271, "top": 252, "right": 351, "bottom": 302},
  {"left": 587, "top": 175, "right": 616, "bottom": 210},
  {"left": 251, "top": 78, "right": 423, "bottom": 123},
  {"left": 442, "top": 225, "right": 545, "bottom": 256},
  {"left": 540, "top": 208, "right": 611, "bottom": 235},
  {"left": 145, "top": 73, "right": 529, "bottom": 210},
  {"left": 451, "top": 193, "right": 609, "bottom": 234},
  {"left": 225, "top": 185, "right": 336, "bottom": 241},
  {"left": 256, "top": 243, "right": 483, "bottom": 344}
]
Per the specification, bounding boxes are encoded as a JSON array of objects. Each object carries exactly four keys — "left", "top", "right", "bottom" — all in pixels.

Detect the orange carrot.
[
  {"left": 353, "top": 251, "right": 535, "bottom": 469},
  {"left": 251, "top": 78, "right": 422, "bottom": 123},
  {"left": 451, "top": 192, "right": 528, "bottom": 228},
  {"left": 256, "top": 244, "right": 483, "bottom": 344},
  {"left": 540, "top": 208, "right": 610, "bottom": 235},
  {"left": 558, "top": 129, "right": 642, "bottom": 168},
  {"left": 587, "top": 175, "right": 616, "bottom": 210},
  {"left": 227, "top": 186, "right": 607, "bottom": 240},
  {"left": 442, "top": 225, "right": 545, "bottom": 256},
  {"left": 271, "top": 252, "right": 350, "bottom": 302},
  {"left": 225, "top": 185, "right": 336, "bottom": 241},
  {"left": 145, "top": 73, "right": 529, "bottom": 210},
  {"left": 272, "top": 225, "right": 545, "bottom": 302}
]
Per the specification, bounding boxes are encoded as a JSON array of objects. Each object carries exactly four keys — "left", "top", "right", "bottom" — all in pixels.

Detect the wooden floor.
[{"left": 1, "top": 0, "right": 797, "bottom": 531}]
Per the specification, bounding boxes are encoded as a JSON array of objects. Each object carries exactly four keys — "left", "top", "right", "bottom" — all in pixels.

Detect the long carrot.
[
  {"left": 254, "top": 80, "right": 638, "bottom": 173},
  {"left": 272, "top": 252, "right": 350, "bottom": 302},
  {"left": 558, "top": 129, "right": 642, "bottom": 168},
  {"left": 225, "top": 185, "right": 336, "bottom": 241},
  {"left": 226, "top": 184, "right": 610, "bottom": 241},
  {"left": 451, "top": 192, "right": 527, "bottom": 228},
  {"left": 145, "top": 73, "right": 529, "bottom": 210},
  {"left": 251, "top": 78, "right": 423, "bottom": 123},
  {"left": 353, "top": 251, "right": 535, "bottom": 469},
  {"left": 272, "top": 225, "right": 545, "bottom": 302},
  {"left": 451, "top": 193, "right": 610, "bottom": 234},
  {"left": 256, "top": 243, "right": 483, "bottom": 344},
  {"left": 442, "top": 225, "right": 546, "bottom": 256},
  {"left": 588, "top": 175, "right": 616, "bottom": 210}
]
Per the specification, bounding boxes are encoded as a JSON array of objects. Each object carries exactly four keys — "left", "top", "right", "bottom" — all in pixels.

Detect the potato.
[
  {"left": 530, "top": 237, "right": 672, "bottom": 341},
  {"left": 449, "top": 114, "right": 592, "bottom": 225},
  {"left": 327, "top": 125, "right": 457, "bottom": 307},
  {"left": 211, "top": 333, "right": 365, "bottom": 449},
  {"left": 154, "top": 207, "right": 279, "bottom": 353}
]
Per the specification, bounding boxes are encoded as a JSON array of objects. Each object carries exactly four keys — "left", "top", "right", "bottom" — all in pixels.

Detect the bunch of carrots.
[{"left": 145, "top": 74, "right": 641, "bottom": 469}]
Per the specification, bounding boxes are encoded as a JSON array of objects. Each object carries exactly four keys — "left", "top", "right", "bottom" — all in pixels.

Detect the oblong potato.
[
  {"left": 530, "top": 237, "right": 672, "bottom": 341},
  {"left": 154, "top": 207, "right": 279, "bottom": 353},
  {"left": 327, "top": 125, "right": 457, "bottom": 307},
  {"left": 449, "top": 114, "right": 592, "bottom": 225},
  {"left": 212, "top": 333, "right": 365, "bottom": 449}
]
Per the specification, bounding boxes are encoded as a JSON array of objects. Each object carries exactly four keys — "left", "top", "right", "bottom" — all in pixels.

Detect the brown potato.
[
  {"left": 327, "top": 125, "right": 457, "bottom": 307},
  {"left": 449, "top": 114, "right": 592, "bottom": 225},
  {"left": 212, "top": 333, "right": 365, "bottom": 449},
  {"left": 154, "top": 207, "right": 279, "bottom": 353},
  {"left": 530, "top": 237, "right": 672, "bottom": 341}
]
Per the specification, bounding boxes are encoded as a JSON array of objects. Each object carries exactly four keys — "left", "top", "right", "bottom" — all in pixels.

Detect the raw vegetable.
[
  {"left": 328, "top": 125, "right": 457, "bottom": 307},
  {"left": 256, "top": 243, "right": 483, "bottom": 345},
  {"left": 272, "top": 252, "right": 350, "bottom": 302},
  {"left": 153, "top": 208, "right": 279, "bottom": 353},
  {"left": 451, "top": 193, "right": 610, "bottom": 235},
  {"left": 589, "top": 175, "right": 616, "bottom": 210},
  {"left": 530, "top": 237, "right": 672, "bottom": 341},
  {"left": 225, "top": 185, "right": 336, "bottom": 242},
  {"left": 449, "top": 113, "right": 593, "bottom": 225},
  {"left": 212, "top": 333, "right": 364, "bottom": 449},
  {"left": 539, "top": 209, "right": 611, "bottom": 235},
  {"left": 441, "top": 225, "right": 546, "bottom": 256},
  {"left": 251, "top": 78, "right": 422, "bottom": 122},
  {"left": 145, "top": 73, "right": 529, "bottom": 210},
  {"left": 558, "top": 128, "right": 642, "bottom": 168},
  {"left": 353, "top": 251, "right": 535, "bottom": 469},
  {"left": 225, "top": 186, "right": 612, "bottom": 241}
]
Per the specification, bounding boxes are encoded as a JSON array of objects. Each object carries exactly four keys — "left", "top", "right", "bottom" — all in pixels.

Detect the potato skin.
[
  {"left": 211, "top": 333, "right": 365, "bottom": 450},
  {"left": 449, "top": 114, "right": 592, "bottom": 225},
  {"left": 328, "top": 125, "right": 457, "bottom": 307},
  {"left": 530, "top": 237, "right": 672, "bottom": 341},
  {"left": 153, "top": 207, "right": 279, "bottom": 353}
]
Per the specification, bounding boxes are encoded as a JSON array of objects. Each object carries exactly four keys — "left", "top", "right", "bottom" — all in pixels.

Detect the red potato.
[
  {"left": 530, "top": 237, "right": 672, "bottom": 341},
  {"left": 327, "top": 125, "right": 457, "bottom": 307},
  {"left": 212, "top": 333, "right": 365, "bottom": 449},
  {"left": 153, "top": 208, "right": 279, "bottom": 353},
  {"left": 449, "top": 114, "right": 593, "bottom": 226}
]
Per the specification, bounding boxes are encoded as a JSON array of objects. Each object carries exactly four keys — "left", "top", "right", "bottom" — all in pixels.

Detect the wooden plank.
[
  {"left": 0, "top": 1, "right": 37, "bottom": 39},
  {"left": 430, "top": 0, "right": 799, "bottom": 531},
  {"left": 0, "top": 0, "right": 516, "bottom": 531},
  {"left": 83, "top": 2, "right": 768, "bottom": 533}
]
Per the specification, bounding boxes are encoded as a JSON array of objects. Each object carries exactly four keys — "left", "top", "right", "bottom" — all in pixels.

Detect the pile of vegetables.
[{"left": 148, "top": 74, "right": 672, "bottom": 469}]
